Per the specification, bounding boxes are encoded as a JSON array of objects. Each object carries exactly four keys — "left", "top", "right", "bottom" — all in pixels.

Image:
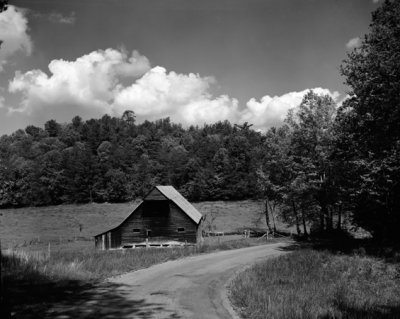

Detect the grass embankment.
[{"left": 229, "top": 249, "right": 400, "bottom": 319}]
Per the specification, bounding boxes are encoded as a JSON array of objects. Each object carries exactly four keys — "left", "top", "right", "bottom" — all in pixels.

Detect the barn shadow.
[{"left": 2, "top": 255, "right": 181, "bottom": 319}]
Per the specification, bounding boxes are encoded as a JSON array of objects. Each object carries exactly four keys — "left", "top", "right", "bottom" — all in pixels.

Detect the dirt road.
[
  {"left": 48, "top": 242, "right": 289, "bottom": 319},
  {"left": 113, "top": 242, "right": 288, "bottom": 319}
]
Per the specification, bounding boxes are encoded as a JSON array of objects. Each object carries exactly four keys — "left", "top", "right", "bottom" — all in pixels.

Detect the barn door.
[{"left": 146, "top": 229, "right": 152, "bottom": 238}]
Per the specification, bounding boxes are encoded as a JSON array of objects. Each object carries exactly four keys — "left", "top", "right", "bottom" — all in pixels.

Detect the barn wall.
[
  {"left": 196, "top": 218, "right": 204, "bottom": 244},
  {"left": 169, "top": 202, "right": 198, "bottom": 243},
  {"left": 95, "top": 228, "right": 121, "bottom": 250},
  {"left": 119, "top": 200, "right": 198, "bottom": 244}
]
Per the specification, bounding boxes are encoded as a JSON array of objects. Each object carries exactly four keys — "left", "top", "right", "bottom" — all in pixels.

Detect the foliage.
[
  {"left": 336, "top": 0, "right": 400, "bottom": 241},
  {"left": 0, "top": 116, "right": 263, "bottom": 206},
  {"left": 258, "top": 91, "right": 339, "bottom": 236}
]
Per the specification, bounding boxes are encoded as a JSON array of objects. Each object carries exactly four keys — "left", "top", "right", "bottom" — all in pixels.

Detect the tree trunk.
[
  {"left": 337, "top": 205, "right": 342, "bottom": 230},
  {"left": 264, "top": 199, "right": 273, "bottom": 232},
  {"left": 319, "top": 211, "right": 325, "bottom": 231},
  {"left": 292, "top": 200, "right": 301, "bottom": 235},
  {"left": 301, "top": 208, "right": 308, "bottom": 236},
  {"left": 325, "top": 206, "right": 333, "bottom": 231},
  {"left": 267, "top": 200, "right": 278, "bottom": 232}
]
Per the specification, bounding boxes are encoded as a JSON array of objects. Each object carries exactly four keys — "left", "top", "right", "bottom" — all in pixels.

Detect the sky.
[{"left": 0, "top": 0, "right": 382, "bottom": 134}]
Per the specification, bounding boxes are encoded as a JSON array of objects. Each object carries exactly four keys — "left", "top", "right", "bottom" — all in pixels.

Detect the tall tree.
[{"left": 338, "top": 0, "right": 400, "bottom": 241}]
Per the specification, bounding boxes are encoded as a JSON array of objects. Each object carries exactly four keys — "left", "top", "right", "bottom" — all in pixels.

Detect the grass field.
[
  {"left": 229, "top": 249, "right": 400, "bottom": 319},
  {"left": 0, "top": 200, "right": 292, "bottom": 251}
]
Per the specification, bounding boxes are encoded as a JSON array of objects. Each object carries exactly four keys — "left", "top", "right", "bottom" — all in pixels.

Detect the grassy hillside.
[{"left": 0, "top": 200, "right": 292, "bottom": 250}]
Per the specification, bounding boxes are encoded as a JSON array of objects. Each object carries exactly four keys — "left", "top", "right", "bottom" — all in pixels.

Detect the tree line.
[
  {"left": 0, "top": 114, "right": 263, "bottom": 206},
  {"left": 0, "top": 1, "right": 399, "bottom": 242}
]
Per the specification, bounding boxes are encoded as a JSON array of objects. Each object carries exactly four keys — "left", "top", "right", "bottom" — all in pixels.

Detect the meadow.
[{"left": 0, "top": 199, "right": 292, "bottom": 251}]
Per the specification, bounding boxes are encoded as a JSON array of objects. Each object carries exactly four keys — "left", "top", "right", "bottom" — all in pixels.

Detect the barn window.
[
  {"left": 177, "top": 227, "right": 185, "bottom": 232},
  {"left": 133, "top": 229, "right": 141, "bottom": 233}
]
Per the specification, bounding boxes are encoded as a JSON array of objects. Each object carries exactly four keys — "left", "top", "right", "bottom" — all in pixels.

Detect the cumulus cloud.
[
  {"left": 9, "top": 48, "right": 151, "bottom": 116},
  {"left": 8, "top": 48, "right": 340, "bottom": 130},
  {"left": 112, "top": 66, "right": 240, "bottom": 125},
  {"left": 8, "top": 48, "right": 240, "bottom": 126},
  {"left": 346, "top": 37, "right": 362, "bottom": 50},
  {"left": 241, "top": 88, "right": 340, "bottom": 130},
  {"left": 0, "top": 5, "right": 32, "bottom": 71}
]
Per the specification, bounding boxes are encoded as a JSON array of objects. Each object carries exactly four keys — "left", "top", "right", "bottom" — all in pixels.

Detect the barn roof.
[
  {"left": 155, "top": 186, "right": 203, "bottom": 224},
  {"left": 94, "top": 201, "right": 144, "bottom": 237},
  {"left": 94, "top": 186, "right": 202, "bottom": 237}
]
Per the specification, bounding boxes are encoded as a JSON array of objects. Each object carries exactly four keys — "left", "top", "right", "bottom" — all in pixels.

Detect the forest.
[{"left": 0, "top": 0, "right": 399, "bottom": 243}]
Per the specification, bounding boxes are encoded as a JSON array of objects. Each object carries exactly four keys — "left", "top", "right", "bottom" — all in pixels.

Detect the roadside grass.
[
  {"left": 3, "top": 236, "right": 282, "bottom": 281},
  {"left": 1, "top": 236, "right": 287, "bottom": 317},
  {"left": 229, "top": 249, "right": 400, "bottom": 319}
]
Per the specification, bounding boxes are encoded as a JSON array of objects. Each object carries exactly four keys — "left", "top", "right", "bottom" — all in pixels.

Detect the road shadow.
[
  {"left": 274, "top": 231, "right": 400, "bottom": 264},
  {"left": 319, "top": 302, "right": 400, "bottom": 319},
  {"left": 306, "top": 232, "right": 400, "bottom": 264},
  {"left": 275, "top": 241, "right": 308, "bottom": 252},
  {"left": 2, "top": 254, "right": 182, "bottom": 319}
]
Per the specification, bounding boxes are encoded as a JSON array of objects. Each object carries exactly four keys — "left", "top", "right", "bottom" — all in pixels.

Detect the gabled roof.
[
  {"left": 95, "top": 201, "right": 144, "bottom": 237},
  {"left": 155, "top": 186, "right": 203, "bottom": 224},
  {"left": 94, "top": 186, "right": 202, "bottom": 237}
]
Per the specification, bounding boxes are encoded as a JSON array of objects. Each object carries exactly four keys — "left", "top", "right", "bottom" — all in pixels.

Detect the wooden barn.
[{"left": 94, "top": 186, "right": 203, "bottom": 249}]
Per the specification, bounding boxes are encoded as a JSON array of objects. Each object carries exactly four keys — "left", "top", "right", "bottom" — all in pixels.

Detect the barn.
[{"left": 94, "top": 186, "right": 204, "bottom": 249}]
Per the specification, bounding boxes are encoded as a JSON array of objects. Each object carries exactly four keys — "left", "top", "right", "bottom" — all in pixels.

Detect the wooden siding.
[
  {"left": 146, "top": 188, "right": 168, "bottom": 201},
  {"left": 94, "top": 186, "right": 203, "bottom": 249},
  {"left": 95, "top": 228, "right": 121, "bottom": 249},
  {"left": 118, "top": 200, "right": 198, "bottom": 244}
]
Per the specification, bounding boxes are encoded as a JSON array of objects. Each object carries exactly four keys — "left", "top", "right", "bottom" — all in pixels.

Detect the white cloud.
[
  {"left": 8, "top": 48, "right": 340, "bottom": 130},
  {"left": 48, "top": 11, "right": 76, "bottom": 24},
  {"left": 337, "top": 94, "right": 351, "bottom": 108},
  {"left": 346, "top": 37, "right": 362, "bottom": 50},
  {"left": 31, "top": 11, "right": 76, "bottom": 25},
  {"left": 241, "top": 88, "right": 340, "bottom": 130},
  {"left": 372, "top": 0, "right": 382, "bottom": 3},
  {"left": 8, "top": 48, "right": 240, "bottom": 126},
  {"left": 9, "top": 48, "right": 151, "bottom": 116},
  {"left": 112, "top": 66, "right": 240, "bottom": 125},
  {"left": 0, "top": 5, "right": 32, "bottom": 71}
]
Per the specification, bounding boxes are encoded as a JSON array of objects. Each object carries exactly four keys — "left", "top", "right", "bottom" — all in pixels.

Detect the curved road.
[
  {"left": 111, "top": 242, "right": 288, "bottom": 319},
  {"left": 47, "top": 242, "right": 290, "bottom": 319}
]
